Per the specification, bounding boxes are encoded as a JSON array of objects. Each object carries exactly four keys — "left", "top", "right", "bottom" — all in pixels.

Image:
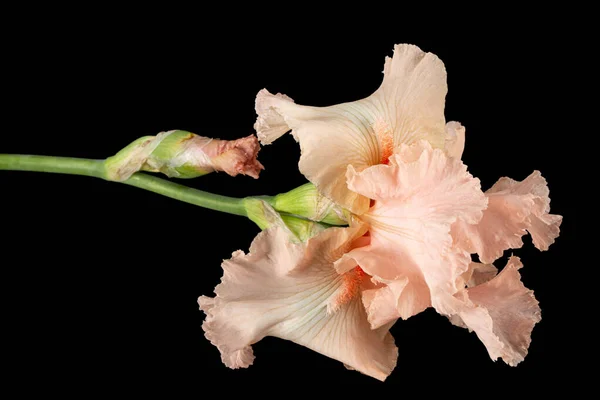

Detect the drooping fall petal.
[
  {"left": 254, "top": 44, "right": 462, "bottom": 214},
  {"left": 198, "top": 226, "right": 398, "bottom": 381},
  {"left": 451, "top": 256, "right": 541, "bottom": 366},
  {"left": 337, "top": 141, "right": 487, "bottom": 325},
  {"left": 451, "top": 170, "right": 562, "bottom": 263}
]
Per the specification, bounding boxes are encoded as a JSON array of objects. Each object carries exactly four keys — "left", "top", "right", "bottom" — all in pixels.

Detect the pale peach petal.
[
  {"left": 198, "top": 226, "right": 397, "bottom": 381},
  {"left": 255, "top": 88, "right": 373, "bottom": 214},
  {"left": 449, "top": 261, "right": 498, "bottom": 329},
  {"left": 459, "top": 262, "right": 498, "bottom": 288},
  {"left": 343, "top": 141, "right": 487, "bottom": 320},
  {"left": 487, "top": 172, "right": 562, "bottom": 251},
  {"left": 254, "top": 44, "right": 450, "bottom": 214},
  {"left": 362, "top": 278, "right": 423, "bottom": 329},
  {"left": 378, "top": 44, "right": 448, "bottom": 149},
  {"left": 444, "top": 121, "right": 466, "bottom": 159},
  {"left": 452, "top": 171, "right": 562, "bottom": 263},
  {"left": 528, "top": 213, "right": 563, "bottom": 251},
  {"left": 254, "top": 91, "right": 295, "bottom": 144},
  {"left": 451, "top": 192, "right": 532, "bottom": 263},
  {"left": 455, "top": 256, "right": 541, "bottom": 366}
]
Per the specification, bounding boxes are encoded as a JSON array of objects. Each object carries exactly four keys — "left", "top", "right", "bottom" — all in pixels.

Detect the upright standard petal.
[
  {"left": 453, "top": 256, "right": 541, "bottom": 366},
  {"left": 339, "top": 141, "right": 487, "bottom": 325},
  {"left": 452, "top": 171, "right": 562, "bottom": 263},
  {"left": 198, "top": 226, "right": 397, "bottom": 381},
  {"left": 254, "top": 44, "right": 453, "bottom": 214}
]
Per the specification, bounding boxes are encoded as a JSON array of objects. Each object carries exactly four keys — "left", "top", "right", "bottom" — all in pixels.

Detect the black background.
[{"left": 1, "top": 9, "right": 578, "bottom": 396}]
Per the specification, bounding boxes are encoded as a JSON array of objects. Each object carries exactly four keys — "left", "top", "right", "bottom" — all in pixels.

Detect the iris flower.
[
  {"left": 199, "top": 43, "right": 562, "bottom": 379},
  {"left": 0, "top": 41, "right": 563, "bottom": 381}
]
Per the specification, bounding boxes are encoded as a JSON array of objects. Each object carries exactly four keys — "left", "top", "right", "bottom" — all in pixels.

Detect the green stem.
[
  {"left": 0, "top": 154, "right": 106, "bottom": 178},
  {"left": 0, "top": 154, "right": 247, "bottom": 216},
  {"left": 126, "top": 174, "right": 247, "bottom": 216}
]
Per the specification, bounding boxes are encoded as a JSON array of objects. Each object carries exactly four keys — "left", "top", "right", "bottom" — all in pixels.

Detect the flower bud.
[
  {"left": 104, "top": 130, "right": 264, "bottom": 181},
  {"left": 270, "top": 183, "right": 348, "bottom": 225}
]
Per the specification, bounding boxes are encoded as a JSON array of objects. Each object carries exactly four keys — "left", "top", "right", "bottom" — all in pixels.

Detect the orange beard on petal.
[
  {"left": 328, "top": 266, "right": 367, "bottom": 313},
  {"left": 373, "top": 119, "right": 394, "bottom": 165},
  {"left": 380, "top": 135, "right": 393, "bottom": 165}
]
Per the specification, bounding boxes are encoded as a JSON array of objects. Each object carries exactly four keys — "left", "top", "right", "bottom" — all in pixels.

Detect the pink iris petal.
[
  {"left": 450, "top": 256, "right": 541, "bottom": 366},
  {"left": 338, "top": 141, "right": 487, "bottom": 325},
  {"left": 452, "top": 171, "right": 562, "bottom": 263},
  {"left": 459, "top": 262, "right": 499, "bottom": 288},
  {"left": 254, "top": 44, "right": 462, "bottom": 214},
  {"left": 198, "top": 226, "right": 398, "bottom": 381}
]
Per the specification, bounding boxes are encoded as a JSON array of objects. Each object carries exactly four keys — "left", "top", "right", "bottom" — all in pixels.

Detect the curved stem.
[
  {"left": 0, "top": 154, "right": 247, "bottom": 216},
  {"left": 125, "top": 174, "right": 247, "bottom": 216}
]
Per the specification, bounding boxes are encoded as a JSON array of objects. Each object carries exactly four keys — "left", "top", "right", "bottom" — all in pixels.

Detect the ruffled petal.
[
  {"left": 454, "top": 256, "right": 541, "bottom": 366},
  {"left": 254, "top": 91, "right": 295, "bottom": 145},
  {"left": 488, "top": 172, "right": 562, "bottom": 251},
  {"left": 344, "top": 141, "right": 487, "bottom": 319},
  {"left": 198, "top": 226, "right": 397, "bottom": 381},
  {"left": 361, "top": 278, "right": 425, "bottom": 329},
  {"left": 528, "top": 213, "right": 563, "bottom": 251},
  {"left": 452, "top": 171, "right": 562, "bottom": 263},
  {"left": 459, "top": 262, "right": 498, "bottom": 288},
  {"left": 254, "top": 44, "right": 449, "bottom": 214}
]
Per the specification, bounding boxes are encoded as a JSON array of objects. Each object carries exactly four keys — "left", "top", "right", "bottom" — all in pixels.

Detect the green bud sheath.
[
  {"left": 104, "top": 135, "right": 157, "bottom": 181},
  {"left": 270, "top": 183, "right": 348, "bottom": 225},
  {"left": 244, "top": 198, "right": 328, "bottom": 242},
  {"left": 143, "top": 130, "right": 214, "bottom": 178},
  {"left": 280, "top": 214, "right": 328, "bottom": 241}
]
